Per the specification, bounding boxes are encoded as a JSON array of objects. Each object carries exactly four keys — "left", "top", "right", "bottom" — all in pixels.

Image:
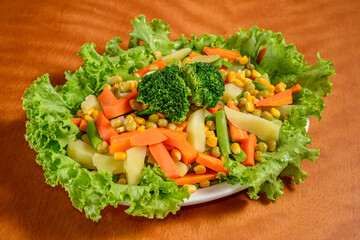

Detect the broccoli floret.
[
  {"left": 136, "top": 65, "right": 191, "bottom": 123},
  {"left": 180, "top": 62, "right": 225, "bottom": 108}
]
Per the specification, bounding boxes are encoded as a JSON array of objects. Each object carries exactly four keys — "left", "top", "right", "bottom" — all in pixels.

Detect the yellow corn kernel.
[
  {"left": 126, "top": 114, "right": 134, "bottom": 120},
  {"left": 244, "top": 78, "right": 252, "bottom": 84},
  {"left": 234, "top": 79, "right": 244, "bottom": 87},
  {"left": 85, "top": 108, "right": 95, "bottom": 116},
  {"left": 205, "top": 130, "right": 215, "bottom": 137},
  {"left": 103, "top": 83, "right": 112, "bottom": 90},
  {"left": 230, "top": 143, "right": 241, "bottom": 155},
  {"left": 206, "top": 135, "right": 218, "bottom": 147},
  {"left": 149, "top": 64, "right": 159, "bottom": 71},
  {"left": 129, "top": 81, "right": 138, "bottom": 90},
  {"left": 167, "top": 123, "right": 177, "bottom": 131},
  {"left": 244, "top": 91, "right": 251, "bottom": 100},
  {"left": 199, "top": 180, "right": 210, "bottom": 188},
  {"left": 117, "top": 178, "right": 127, "bottom": 184},
  {"left": 236, "top": 69, "right": 246, "bottom": 81},
  {"left": 204, "top": 125, "right": 210, "bottom": 131},
  {"left": 117, "top": 126, "right": 126, "bottom": 133},
  {"left": 170, "top": 149, "right": 182, "bottom": 161},
  {"left": 76, "top": 110, "right": 84, "bottom": 118},
  {"left": 239, "top": 55, "right": 249, "bottom": 65},
  {"left": 157, "top": 112, "right": 166, "bottom": 119},
  {"left": 251, "top": 96, "right": 257, "bottom": 102},
  {"left": 112, "top": 83, "right": 119, "bottom": 91},
  {"left": 245, "top": 101, "right": 255, "bottom": 112},
  {"left": 269, "top": 92, "right": 274, "bottom": 97},
  {"left": 270, "top": 108, "right": 281, "bottom": 118},
  {"left": 153, "top": 51, "right": 162, "bottom": 60},
  {"left": 114, "top": 152, "right": 127, "bottom": 160},
  {"left": 184, "top": 184, "right": 197, "bottom": 193},
  {"left": 267, "top": 84, "right": 275, "bottom": 92},
  {"left": 194, "top": 165, "right": 207, "bottom": 175},
  {"left": 136, "top": 125, "right": 146, "bottom": 132},
  {"left": 253, "top": 98, "right": 260, "bottom": 104},
  {"left": 227, "top": 71, "right": 236, "bottom": 83},
  {"left": 256, "top": 78, "right": 269, "bottom": 87},
  {"left": 275, "top": 82, "right": 287, "bottom": 93},
  {"left": 134, "top": 117, "right": 145, "bottom": 125},
  {"left": 91, "top": 109, "right": 99, "bottom": 118},
  {"left": 110, "top": 75, "right": 123, "bottom": 85},
  {"left": 206, "top": 120, "right": 216, "bottom": 131},
  {"left": 83, "top": 114, "right": 92, "bottom": 121},
  {"left": 252, "top": 89, "right": 259, "bottom": 96},
  {"left": 147, "top": 154, "right": 156, "bottom": 164},
  {"left": 219, "top": 69, "right": 228, "bottom": 81},
  {"left": 129, "top": 99, "right": 141, "bottom": 111},
  {"left": 251, "top": 69, "right": 261, "bottom": 79}
]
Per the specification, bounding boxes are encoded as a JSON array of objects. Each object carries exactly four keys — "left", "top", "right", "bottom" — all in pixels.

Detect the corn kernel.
[
  {"left": 91, "top": 109, "right": 99, "bottom": 118},
  {"left": 129, "top": 81, "right": 137, "bottom": 90},
  {"left": 206, "top": 135, "right": 218, "bottom": 147},
  {"left": 227, "top": 71, "right": 236, "bottom": 83},
  {"left": 206, "top": 120, "right": 216, "bottom": 131},
  {"left": 117, "top": 126, "right": 126, "bottom": 133},
  {"left": 251, "top": 70, "right": 261, "bottom": 79},
  {"left": 236, "top": 69, "right": 246, "bottom": 81},
  {"left": 76, "top": 110, "right": 84, "bottom": 118},
  {"left": 230, "top": 143, "right": 241, "bottom": 155},
  {"left": 114, "top": 152, "right": 127, "bottom": 160},
  {"left": 83, "top": 114, "right": 92, "bottom": 121},
  {"left": 170, "top": 149, "right": 182, "bottom": 161},
  {"left": 117, "top": 178, "right": 127, "bottom": 184},
  {"left": 269, "top": 92, "right": 274, "bottom": 97},
  {"left": 194, "top": 165, "right": 207, "bottom": 174},
  {"left": 234, "top": 79, "right": 244, "bottom": 87},
  {"left": 245, "top": 101, "right": 255, "bottom": 112},
  {"left": 157, "top": 112, "right": 166, "bottom": 119},
  {"left": 205, "top": 130, "right": 215, "bottom": 137},
  {"left": 199, "top": 180, "right": 210, "bottom": 188},
  {"left": 239, "top": 55, "right": 249, "bottom": 65},
  {"left": 256, "top": 78, "right": 269, "bottom": 87},
  {"left": 136, "top": 125, "right": 146, "bottom": 132},
  {"left": 244, "top": 91, "right": 251, "bottom": 100},
  {"left": 153, "top": 51, "right": 162, "bottom": 60},
  {"left": 252, "top": 89, "right": 259, "bottom": 96},
  {"left": 204, "top": 125, "right": 210, "bottom": 131},
  {"left": 167, "top": 123, "right": 177, "bottom": 131},
  {"left": 85, "top": 108, "right": 94, "bottom": 116},
  {"left": 184, "top": 184, "right": 197, "bottom": 193},
  {"left": 134, "top": 117, "right": 145, "bottom": 125},
  {"left": 244, "top": 78, "right": 252, "bottom": 84},
  {"left": 267, "top": 84, "right": 275, "bottom": 92},
  {"left": 275, "top": 82, "right": 287, "bottom": 93},
  {"left": 149, "top": 64, "right": 159, "bottom": 71},
  {"left": 129, "top": 99, "right": 141, "bottom": 111},
  {"left": 219, "top": 69, "right": 228, "bottom": 81},
  {"left": 251, "top": 96, "right": 257, "bottom": 102},
  {"left": 270, "top": 108, "right": 281, "bottom": 118}
]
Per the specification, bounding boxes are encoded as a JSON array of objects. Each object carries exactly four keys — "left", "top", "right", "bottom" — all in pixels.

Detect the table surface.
[{"left": 1, "top": 0, "right": 359, "bottom": 239}]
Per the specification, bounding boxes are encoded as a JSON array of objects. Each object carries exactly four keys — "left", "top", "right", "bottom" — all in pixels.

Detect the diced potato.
[
  {"left": 224, "top": 106, "right": 281, "bottom": 141},
  {"left": 162, "top": 48, "right": 192, "bottom": 64},
  {"left": 81, "top": 95, "right": 102, "bottom": 113},
  {"left": 67, "top": 140, "right": 96, "bottom": 169},
  {"left": 222, "top": 83, "right": 243, "bottom": 103},
  {"left": 92, "top": 153, "right": 125, "bottom": 174},
  {"left": 125, "top": 146, "right": 147, "bottom": 185},
  {"left": 187, "top": 108, "right": 206, "bottom": 153},
  {"left": 175, "top": 161, "right": 189, "bottom": 177}
]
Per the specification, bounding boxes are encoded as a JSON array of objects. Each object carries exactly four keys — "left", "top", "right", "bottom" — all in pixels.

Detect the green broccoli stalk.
[
  {"left": 136, "top": 65, "right": 191, "bottom": 123},
  {"left": 180, "top": 62, "right": 225, "bottom": 108}
]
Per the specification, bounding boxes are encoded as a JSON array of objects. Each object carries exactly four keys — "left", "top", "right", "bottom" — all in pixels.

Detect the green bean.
[
  {"left": 236, "top": 91, "right": 245, "bottom": 100},
  {"left": 85, "top": 120, "right": 103, "bottom": 150},
  {"left": 215, "top": 110, "right": 231, "bottom": 155},
  {"left": 136, "top": 108, "right": 156, "bottom": 117},
  {"left": 253, "top": 81, "right": 268, "bottom": 91},
  {"left": 232, "top": 151, "right": 247, "bottom": 162}
]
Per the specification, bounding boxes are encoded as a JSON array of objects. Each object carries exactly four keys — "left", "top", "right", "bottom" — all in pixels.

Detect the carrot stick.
[
  {"left": 79, "top": 119, "right": 88, "bottom": 132},
  {"left": 203, "top": 47, "right": 240, "bottom": 62},
  {"left": 175, "top": 171, "right": 218, "bottom": 185},
  {"left": 149, "top": 143, "right": 180, "bottom": 179},
  {"left": 196, "top": 153, "right": 229, "bottom": 174},
  {"left": 130, "top": 128, "right": 167, "bottom": 146},
  {"left": 256, "top": 89, "right": 293, "bottom": 107},
  {"left": 207, "top": 104, "right": 221, "bottom": 115},
  {"left": 133, "top": 58, "right": 167, "bottom": 77},
  {"left": 71, "top": 118, "right": 82, "bottom": 127},
  {"left": 257, "top": 47, "right": 267, "bottom": 64},
  {"left": 109, "top": 131, "right": 138, "bottom": 153},
  {"left": 164, "top": 144, "right": 174, "bottom": 151},
  {"left": 98, "top": 88, "right": 117, "bottom": 108},
  {"left": 157, "top": 128, "right": 196, "bottom": 164},
  {"left": 241, "top": 134, "right": 257, "bottom": 166},
  {"left": 288, "top": 84, "right": 302, "bottom": 94},
  {"left": 189, "top": 52, "right": 203, "bottom": 59},
  {"left": 94, "top": 111, "right": 118, "bottom": 143},
  {"left": 226, "top": 101, "right": 249, "bottom": 142},
  {"left": 103, "top": 88, "right": 138, "bottom": 119}
]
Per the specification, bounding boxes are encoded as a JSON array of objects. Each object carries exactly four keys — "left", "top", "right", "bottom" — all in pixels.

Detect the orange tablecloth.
[{"left": 1, "top": 0, "right": 359, "bottom": 239}]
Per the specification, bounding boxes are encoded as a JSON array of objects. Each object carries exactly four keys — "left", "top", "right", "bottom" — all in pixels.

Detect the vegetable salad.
[{"left": 23, "top": 15, "right": 335, "bottom": 221}]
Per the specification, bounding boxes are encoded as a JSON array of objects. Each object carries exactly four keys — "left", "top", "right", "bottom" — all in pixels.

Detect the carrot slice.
[
  {"left": 256, "top": 89, "right": 293, "bottom": 107},
  {"left": 207, "top": 104, "right": 221, "bottom": 115},
  {"left": 157, "top": 128, "right": 196, "bottom": 164},
  {"left": 149, "top": 143, "right": 180, "bottom": 179},
  {"left": 226, "top": 101, "right": 249, "bottom": 142},
  {"left": 196, "top": 153, "right": 229, "bottom": 174},
  {"left": 189, "top": 52, "right": 203, "bottom": 59},
  {"left": 133, "top": 58, "right": 167, "bottom": 77},
  {"left": 79, "top": 119, "right": 88, "bottom": 132},
  {"left": 288, "top": 84, "right": 302, "bottom": 94},
  {"left": 130, "top": 128, "right": 167, "bottom": 146},
  {"left": 103, "top": 88, "right": 138, "bottom": 119},
  {"left": 109, "top": 131, "right": 138, "bottom": 153},
  {"left": 98, "top": 88, "right": 117, "bottom": 108},
  {"left": 164, "top": 144, "right": 174, "bottom": 151},
  {"left": 203, "top": 47, "right": 240, "bottom": 62},
  {"left": 175, "top": 171, "right": 218, "bottom": 185},
  {"left": 71, "top": 118, "right": 82, "bottom": 127},
  {"left": 94, "top": 111, "right": 118, "bottom": 143},
  {"left": 257, "top": 47, "right": 267, "bottom": 64},
  {"left": 241, "top": 134, "right": 257, "bottom": 166}
]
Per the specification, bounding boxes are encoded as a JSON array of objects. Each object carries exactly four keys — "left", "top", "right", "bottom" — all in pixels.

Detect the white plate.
[{"left": 181, "top": 118, "right": 310, "bottom": 206}]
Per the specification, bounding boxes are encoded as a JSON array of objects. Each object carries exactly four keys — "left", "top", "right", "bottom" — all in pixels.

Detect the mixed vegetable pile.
[{"left": 23, "top": 15, "right": 335, "bottom": 221}]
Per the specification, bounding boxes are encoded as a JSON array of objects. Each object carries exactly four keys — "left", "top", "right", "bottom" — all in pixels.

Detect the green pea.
[
  {"left": 261, "top": 111, "right": 273, "bottom": 121},
  {"left": 256, "top": 142, "right": 268, "bottom": 152},
  {"left": 266, "top": 140, "right": 277, "bottom": 152}
]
